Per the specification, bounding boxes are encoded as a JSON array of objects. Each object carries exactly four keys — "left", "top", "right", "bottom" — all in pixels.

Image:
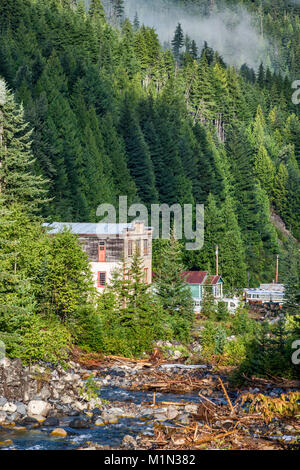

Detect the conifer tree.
[
  {"left": 89, "top": 0, "right": 105, "bottom": 20},
  {"left": 99, "top": 251, "right": 164, "bottom": 356},
  {"left": 201, "top": 286, "right": 216, "bottom": 318},
  {"left": 119, "top": 94, "right": 158, "bottom": 205},
  {"left": 171, "top": 23, "right": 184, "bottom": 62},
  {"left": 155, "top": 232, "right": 194, "bottom": 342},
  {"left": 133, "top": 12, "right": 139, "bottom": 31},
  {"left": 219, "top": 197, "right": 247, "bottom": 290},
  {"left": 38, "top": 229, "right": 94, "bottom": 321},
  {"left": 0, "top": 79, "right": 47, "bottom": 211}
]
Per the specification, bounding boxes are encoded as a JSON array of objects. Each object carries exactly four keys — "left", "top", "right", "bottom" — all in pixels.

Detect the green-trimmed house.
[{"left": 182, "top": 271, "right": 224, "bottom": 312}]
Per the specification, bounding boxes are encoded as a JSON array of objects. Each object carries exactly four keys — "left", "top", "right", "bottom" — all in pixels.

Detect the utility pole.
[
  {"left": 216, "top": 245, "right": 219, "bottom": 276},
  {"left": 276, "top": 254, "right": 279, "bottom": 284}
]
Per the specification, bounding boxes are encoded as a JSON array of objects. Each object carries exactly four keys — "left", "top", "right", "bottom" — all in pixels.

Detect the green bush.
[
  {"left": 13, "top": 314, "right": 71, "bottom": 365},
  {"left": 201, "top": 321, "right": 227, "bottom": 356},
  {"left": 67, "top": 305, "right": 103, "bottom": 352},
  {"left": 232, "top": 309, "right": 260, "bottom": 337},
  {"left": 224, "top": 338, "right": 247, "bottom": 365},
  {"left": 216, "top": 301, "right": 230, "bottom": 322}
]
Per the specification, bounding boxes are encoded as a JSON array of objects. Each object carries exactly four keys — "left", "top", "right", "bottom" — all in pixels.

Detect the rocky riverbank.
[
  {"left": 0, "top": 357, "right": 104, "bottom": 426},
  {"left": 0, "top": 356, "right": 299, "bottom": 450}
]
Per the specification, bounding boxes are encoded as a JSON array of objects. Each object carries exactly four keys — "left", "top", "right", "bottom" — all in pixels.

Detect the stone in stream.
[
  {"left": 21, "top": 416, "right": 40, "bottom": 425},
  {"left": 69, "top": 417, "right": 91, "bottom": 429},
  {"left": 43, "top": 416, "right": 60, "bottom": 427},
  {"left": 51, "top": 428, "right": 68, "bottom": 437},
  {"left": 177, "top": 413, "right": 190, "bottom": 424},
  {"left": 167, "top": 406, "right": 179, "bottom": 420},
  {"left": 0, "top": 439, "right": 13, "bottom": 447},
  {"left": 184, "top": 404, "right": 198, "bottom": 414},
  {"left": 94, "top": 418, "right": 105, "bottom": 426}
]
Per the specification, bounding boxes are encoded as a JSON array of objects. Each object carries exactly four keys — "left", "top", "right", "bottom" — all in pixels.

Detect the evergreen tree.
[
  {"left": 119, "top": 94, "right": 158, "bottom": 205},
  {"left": 155, "top": 232, "right": 194, "bottom": 342},
  {"left": 0, "top": 79, "right": 47, "bottom": 211},
  {"left": 171, "top": 23, "right": 184, "bottom": 62},
  {"left": 99, "top": 251, "right": 165, "bottom": 356},
  {"left": 112, "top": 0, "right": 124, "bottom": 24},
  {"left": 133, "top": 12, "right": 139, "bottom": 31},
  {"left": 201, "top": 286, "right": 216, "bottom": 318},
  {"left": 89, "top": 0, "right": 105, "bottom": 20},
  {"left": 38, "top": 229, "right": 94, "bottom": 321},
  {"left": 219, "top": 197, "right": 247, "bottom": 290}
]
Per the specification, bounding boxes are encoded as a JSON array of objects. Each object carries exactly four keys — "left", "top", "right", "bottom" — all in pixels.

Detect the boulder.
[
  {"left": 3, "top": 402, "right": 17, "bottom": 413},
  {"left": 0, "top": 357, "right": 11, "bottom": 368},
  {"left": 172, "top": 350, "right": 182, "bottom": 359},
  {"left": 94, "top": 418, "right": 105, "bottom": 426},
  {"left": 73, "top": 401, "right": 86, "bottom": 412},
  {"left": 51, "top": 428, "right": 67, "bottom": 437},
  {"left": 69, "top": 417, "right": 91, "bottom": 429},
  {"left": 43, "top": 417, "right": 60, "bottom": 427},
  {"left": 16, "top": 403, "right": 27, "bottom": 416},
  {"left": 27, "top": 400, "right": 51, "bottom": 417}
]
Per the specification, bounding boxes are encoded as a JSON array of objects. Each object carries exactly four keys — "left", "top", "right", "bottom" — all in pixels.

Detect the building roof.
[
  {"left": 43, "top": 222, "right": 151, "bottom": 235},
  {"left": 182, "top": 271, "right": 208, "bottom": 284},
  {"left": 244, "top": 284, "right": 285, "bottom": 295},
  {"left": 259, "top": 283, "right": 285, "bottom": 292},
  {"left": 204, "top": 275, "right": 223, "bottom": 286},
  {"left": 182, "top": 271, "right": 223, "bottom": 285}
]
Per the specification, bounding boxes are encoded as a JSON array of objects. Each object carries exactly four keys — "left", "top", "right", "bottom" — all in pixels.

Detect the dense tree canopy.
[{"left": 0, "top": 0, "right": 300, "bottom": 288}]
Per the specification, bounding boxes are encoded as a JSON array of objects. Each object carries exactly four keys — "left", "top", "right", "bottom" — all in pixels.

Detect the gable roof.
[
  {"left": 182, "top": 271, "right": 208, "bottom": 284},
  {"left": 204, "top": 275, "right": 223, "bottom": 285},
  {"left": 182, "top": 271, "right": 223, "bottom": 285}
]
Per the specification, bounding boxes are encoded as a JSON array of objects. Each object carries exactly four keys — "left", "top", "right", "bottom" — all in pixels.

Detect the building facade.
[{"left": 45, "top": 221, "right": 153, "bottom": 290}]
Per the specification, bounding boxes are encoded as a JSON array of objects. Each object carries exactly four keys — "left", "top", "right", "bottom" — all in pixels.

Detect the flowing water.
[{"left": 0, "top": 386, "right": 208, "bottom": 450}]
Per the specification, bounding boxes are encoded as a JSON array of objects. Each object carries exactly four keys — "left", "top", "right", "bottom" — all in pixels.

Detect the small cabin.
[{"left": 182, "top": 271, "right": 224, "bottom": 312}]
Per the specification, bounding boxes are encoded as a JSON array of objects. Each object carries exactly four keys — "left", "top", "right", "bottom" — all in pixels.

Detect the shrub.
[
  {"left": 67, "top": 305, "right": 103, "bottom": 352},
  {"left": 13, "top": 314, "right": 71, "bottom": 365},
  {"left": 216, "top": 301, "right": 230, "bottom": 322},
  {"left": 223, "top": 338, "right": 247, "bottom": 365}
]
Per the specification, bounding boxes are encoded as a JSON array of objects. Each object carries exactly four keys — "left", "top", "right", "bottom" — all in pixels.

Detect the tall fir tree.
[{"left": 0, "top": 79, "right": 47, "bottom": 211}]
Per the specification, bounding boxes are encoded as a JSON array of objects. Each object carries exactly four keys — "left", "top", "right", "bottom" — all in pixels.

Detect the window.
[
  {"left": 144, "top": 239, "right": 149, "bottom": 256},
  {"left": 144, "top": 268, "right": 148, "bottom": 283},
  {"left": 98, "top": 242, "right": 106, "bottom": 262},
  {"left": 190, "top": 285, "right": 200, "bottom": 298},
  {"left": 136, "top": 240, "right": 141, "bottom": 255},
  {"left": 98, "top": 271, "right": 106, "bottom": 288},
  {"left": 128, "top": 240, "right": 133, "bottom": 256}
]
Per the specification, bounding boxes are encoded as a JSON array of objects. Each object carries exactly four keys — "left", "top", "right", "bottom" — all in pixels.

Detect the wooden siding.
[{"left": 78, "top": 235, "right": 124, "bottom": 262}]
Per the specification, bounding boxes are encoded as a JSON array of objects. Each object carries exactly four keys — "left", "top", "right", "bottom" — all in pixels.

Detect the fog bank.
[{"left": 124, "top": 0, "right": 268, "bottom": 69}]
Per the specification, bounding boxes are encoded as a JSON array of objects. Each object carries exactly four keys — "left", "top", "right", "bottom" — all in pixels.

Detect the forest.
[{"left": 0, "top": 0, "right": 299, "bottom": 378}]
